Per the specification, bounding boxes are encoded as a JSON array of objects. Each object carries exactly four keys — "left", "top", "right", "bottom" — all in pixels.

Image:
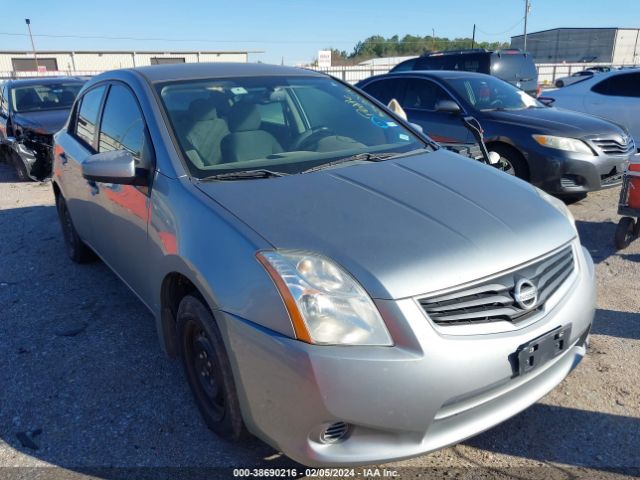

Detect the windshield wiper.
[
  {"left": 198, "top": 169, "right": 289, "bottom": 181},
  {"left": 301, "top": 152, "right": 409, "bottom": 174}
]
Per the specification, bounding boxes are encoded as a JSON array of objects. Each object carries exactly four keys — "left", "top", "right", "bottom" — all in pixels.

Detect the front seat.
[
  {"left": 183, "top": 98, "right": 230, "bottom": 167},
  {"left": 221, "top": 103, "right": 283, "bottom": 163}
]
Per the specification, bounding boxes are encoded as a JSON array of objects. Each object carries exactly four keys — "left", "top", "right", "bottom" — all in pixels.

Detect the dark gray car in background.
[
  {"left": 357, "top": 71, "right": 633, "bottom": 195},
  {"left": 0, "top": 77, "right": 84, "bottom": 180},
  {"left": 391, "top": 49, "right": 539, "bottom": 97},
  {"left": 52, "top": 63, "right": 595, "bottom": 466}
]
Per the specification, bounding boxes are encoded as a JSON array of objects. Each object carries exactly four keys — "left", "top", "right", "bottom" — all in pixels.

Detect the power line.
[
  {"left": 0, "top": 31, "right": 509, "bottom": 46},
  {"left": 475, "top": 17, "right": 525, "bottom": 36}
]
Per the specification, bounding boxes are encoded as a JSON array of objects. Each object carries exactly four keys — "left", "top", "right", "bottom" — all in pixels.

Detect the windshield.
[
  {"left": 158, "top": 75, "right": 426, "bottom": 178},
  {"left": 11, "top": 83, "right": 83, "bottom": 113},
  {"left": 446, "top": 75, "right": 542, "bottom": 111}
]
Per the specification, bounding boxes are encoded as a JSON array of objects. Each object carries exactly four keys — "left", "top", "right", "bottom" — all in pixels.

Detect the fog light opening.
[{"left": 319, "top": 421, "right": 350, "bottom": 444}]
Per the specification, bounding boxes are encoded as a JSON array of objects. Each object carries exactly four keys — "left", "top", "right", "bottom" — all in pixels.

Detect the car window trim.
[
  {"left": 95, "top": 80, "right": 157, "bottom": 186},
  {"left": 399, "top": 76, "right": 461, "bottom": 114},
  {"left": 71, "top": 82, "right": 109, "bottom": 153}
]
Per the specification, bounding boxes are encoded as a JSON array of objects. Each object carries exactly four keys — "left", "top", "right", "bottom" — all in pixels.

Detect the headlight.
[
  {"left": 257, "top": 251, "right": 393, "bottom": 346},
  {"left": 535, "top": 187, "right": 577, "bottom": 231},
  {"left": 532, "top": 135, "right": 594, "bottom": 155}
]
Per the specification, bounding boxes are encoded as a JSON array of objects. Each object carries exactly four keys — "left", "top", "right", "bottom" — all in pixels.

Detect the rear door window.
[
  {"left": 361, "top": 78, "right": 406, "bottom": 106},
  {"left": 401, "top": 78, "right": 451, "bottom": 111},
  {"left": 417, "top": 54, "right": 490, "bottom": 73},
  {"left": 74, "top": 85, "right": 106, "bottom": 148},
  {"left": 491, "top": 54, "right": 537, "bottom": 82},
  {"left": 592, "top": 73, "right": 640, "bottom": 97}
]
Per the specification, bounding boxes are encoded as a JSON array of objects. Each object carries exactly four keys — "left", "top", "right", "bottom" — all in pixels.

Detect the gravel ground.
[{"left": 0, "top": 163, "right": 638, "bottom": 480}]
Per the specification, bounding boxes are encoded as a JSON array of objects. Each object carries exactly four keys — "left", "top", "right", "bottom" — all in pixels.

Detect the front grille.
[
  {"left": 592, "top": 137, "right": 634, "bottom": 155},
  {"left": 419, "top": 246, "right": 575, "bottom": 326}
]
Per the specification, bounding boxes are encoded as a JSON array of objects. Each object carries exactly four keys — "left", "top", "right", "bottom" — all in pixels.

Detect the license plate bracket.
[{"left": 516, "top": 325, "right": 572, "bottom": 376}]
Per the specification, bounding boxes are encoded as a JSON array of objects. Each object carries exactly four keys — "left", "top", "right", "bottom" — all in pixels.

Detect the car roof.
[
  {"left": 128, "top": 62, "right": 326, "bottom": 83},
  {"left": 6, "top": 76, "right": 86, "bottom": 87}
]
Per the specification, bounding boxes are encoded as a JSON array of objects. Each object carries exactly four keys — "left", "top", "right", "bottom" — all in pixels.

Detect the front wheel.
[
  {"left": 177, "top": 294, "right": 247, "bottom": 441},
  {"left": 488, "top": 144, "right": 529, "bottom": 179}
]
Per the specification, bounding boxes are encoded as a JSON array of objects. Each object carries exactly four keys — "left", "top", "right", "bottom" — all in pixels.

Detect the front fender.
[{"left": 147, "top": 174, "right": 297, "bottom": 350}]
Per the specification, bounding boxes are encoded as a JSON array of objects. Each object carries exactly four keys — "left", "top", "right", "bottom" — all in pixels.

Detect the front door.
[
  {"left": 399, "top": 78, "right": 472, "bottom": 144},
  {"left": 90, "top": 82, "right": 155, "bottom": 303}
]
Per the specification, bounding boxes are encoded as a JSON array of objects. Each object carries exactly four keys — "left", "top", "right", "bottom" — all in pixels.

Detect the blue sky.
[{"left": 3, "top": 0, "right": 639, "bottom": 65}]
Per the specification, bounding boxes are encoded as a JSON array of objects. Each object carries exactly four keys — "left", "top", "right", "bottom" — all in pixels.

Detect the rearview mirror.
[
  {"left": 538, "top": 96, "right": 555, "bottom": 107},
  {"left": 82, "top": 150, "right": 148, "bottom": 186},
  {"left": 435, "top": 99, "right": 461, "bottom": 114}
]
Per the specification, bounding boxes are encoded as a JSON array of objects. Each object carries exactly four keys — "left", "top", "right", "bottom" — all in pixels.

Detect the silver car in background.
[{"left": 52, "top": 63, "right": 595, "bottom": 466}]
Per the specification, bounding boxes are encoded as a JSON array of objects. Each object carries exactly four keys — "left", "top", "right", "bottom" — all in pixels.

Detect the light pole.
[
  {"left": 432, "top": 28, "right": 436, "bottom": 51},
  {"left": 523, "top": 0, "right": 531, "bottom": 51},
  {"left": 25, "top": 18, "right": 40, "bottom": 70}
]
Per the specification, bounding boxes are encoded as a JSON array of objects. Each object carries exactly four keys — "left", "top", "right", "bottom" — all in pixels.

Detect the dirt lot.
[{"left": 0, "top": 162, "right": 638, "bottom": 480}]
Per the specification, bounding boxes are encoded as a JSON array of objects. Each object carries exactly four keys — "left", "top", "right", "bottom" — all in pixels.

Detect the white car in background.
[{"left": 545, "top": 69, "right": 640, "bottom": 145}]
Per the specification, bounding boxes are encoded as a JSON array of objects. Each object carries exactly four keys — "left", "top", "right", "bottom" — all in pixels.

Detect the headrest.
[
  {"left": 228, "top": 103, "right": 261, "bottom": 132},
  {"left": 189, "top": 99, "right": 218, "bottom": 121}
]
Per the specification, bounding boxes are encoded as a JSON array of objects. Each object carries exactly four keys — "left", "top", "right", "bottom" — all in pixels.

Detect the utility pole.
[
  {"left": 472, "top": 24, "right": 476, "bottom": 49},
  {"left": 432, "top": 28, "right": 436, "bottom": 51},
  {"left": 25, "top": 19, "right": 39, "bottom": 70},
  {"left": 523, "top": 0, "right": 531, "bottom": 51}
]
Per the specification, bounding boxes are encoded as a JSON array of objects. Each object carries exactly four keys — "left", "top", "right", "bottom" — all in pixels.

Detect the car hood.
[
  {"left": 484, "top": 107, "right": 625, "bottom": 137},
  {"left": 196, "top": 150, "right": 576, "bottom": 300},
  {"left": 13, "top": 109, "right": 70, "bottom": 135}
]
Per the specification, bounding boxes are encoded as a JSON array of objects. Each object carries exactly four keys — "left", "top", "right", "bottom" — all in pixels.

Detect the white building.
[{"left": 0, "top": 50, "right": 256, "bottom": 77}]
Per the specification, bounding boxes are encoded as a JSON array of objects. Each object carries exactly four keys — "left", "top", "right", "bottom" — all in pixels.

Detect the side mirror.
[
  {"left": 538, "top": 96, "right": 555, "bottom": 107},
  {"left": 409, "top": 122, "right": 424, "bottom": 133},
  {"left": 82, "top": 150, "right": 148, "bottom": 186},
  {"left": 435, "top": 99, "right": 461, "bottom": 114}
]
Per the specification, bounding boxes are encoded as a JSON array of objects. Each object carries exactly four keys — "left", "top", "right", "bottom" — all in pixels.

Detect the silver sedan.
[{"left": 52, "top": 63, "right": 595, "bottom": 466}]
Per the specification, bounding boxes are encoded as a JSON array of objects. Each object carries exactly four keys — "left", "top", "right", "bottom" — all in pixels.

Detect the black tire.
[
  {"left": 55, "top": 194, "right": 94, "bottom": 263},
  {"left": 614, "top": 217, "right": 636, "bottom": 250},
  {"left": 177, "top": 294, "right": 247, "bottom": 441},
  {"left": 555, "top": 80, "right": 564, "bottom": 88},
  {"left": 10, "top": 152, "right": 30, "bottom": 182},
  {"left": 488, "top": 144, "right": 530, "bottom": 180}
]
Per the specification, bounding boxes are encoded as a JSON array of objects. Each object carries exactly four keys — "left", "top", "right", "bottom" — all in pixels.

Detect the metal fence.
[
  {"left": 309, "top": 62, "right": 639, "bottom": 86},
  {"left": 3, "top": 63, "right": 639, "bottom": 86},
  {"left": 0, "top": 70, "right": 103, "bottom": 79}
]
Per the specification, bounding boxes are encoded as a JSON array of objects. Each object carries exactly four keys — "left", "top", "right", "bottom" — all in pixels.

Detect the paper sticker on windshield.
[
  {"left": 399, "top": 134, "right": 410, "bottom": 141},
  {"left": 386, "top": 121, "right": 398, "bottom": 127},
  {"left": 370, "top": 115, "right": 389, "bottom": 128},
  {"left": 230, "top": 87, "right": 248, "bottom": 95}
]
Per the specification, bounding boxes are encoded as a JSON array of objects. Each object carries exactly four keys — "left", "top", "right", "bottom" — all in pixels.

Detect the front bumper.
[
  {"left": 530, "top": 148, "right": 631, "bottom": 195},
  {"left": 4, "top": 136, "right": 53, "bottom": 181},
  {"left": 223, "top": 244, "right": 595, "bottom": 467}
]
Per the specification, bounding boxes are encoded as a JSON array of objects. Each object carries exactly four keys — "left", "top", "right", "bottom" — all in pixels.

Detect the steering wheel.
[{"left": 290, "top": 126, "right": 334, "bottom": 151}]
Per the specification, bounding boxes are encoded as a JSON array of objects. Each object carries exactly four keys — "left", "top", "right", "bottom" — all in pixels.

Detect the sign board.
[
  {"left": 37, "top": 65, "right": 47, "bottom": 73},
  {"left": 318, "top": 50, "right": 332, "bottom": 68}
]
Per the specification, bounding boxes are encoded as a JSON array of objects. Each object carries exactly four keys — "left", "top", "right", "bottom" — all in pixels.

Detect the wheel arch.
[{"left": 485, "top": 139, "right": 531, "bottom": 180}]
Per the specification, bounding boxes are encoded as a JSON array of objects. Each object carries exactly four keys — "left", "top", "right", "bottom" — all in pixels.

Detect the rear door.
[
  {"left": 55, "top": 84, "right": 107, "bottom": 242},
  {"left": 398, "top": 77, "right": 471, "bottom": 143},
  {"left": 588, "top": 72, "right": 640, "bottom": 143},
  {"left": 0, "top": 83, "right": 8, "bottom": 143},
  {"left": 90, "top": 82, "right": 155, "bottom": 301}
]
